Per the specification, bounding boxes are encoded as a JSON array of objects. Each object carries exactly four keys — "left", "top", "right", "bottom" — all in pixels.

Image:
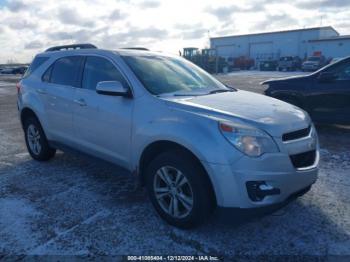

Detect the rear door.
[
  {"left": 307, "top": 60, "right": 350, "bottom": 124},
  {"left": 72, "top": 55, "right": 134, "bottom": 168},
  {"left": 42, "top": 56, "right": 84, "bottom": 142}
]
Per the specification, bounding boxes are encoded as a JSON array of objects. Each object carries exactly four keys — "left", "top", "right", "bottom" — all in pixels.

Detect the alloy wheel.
[
  {"left": 27, "top": 124, "right": 41, "bottom": 155},
  {"left": 153, "top": 166, "right": 194, "bottom": 219}
]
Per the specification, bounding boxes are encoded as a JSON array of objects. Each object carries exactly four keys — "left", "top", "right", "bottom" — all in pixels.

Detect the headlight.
[{"left": 219, "top": 122, "right": 279, "bottom": 157}]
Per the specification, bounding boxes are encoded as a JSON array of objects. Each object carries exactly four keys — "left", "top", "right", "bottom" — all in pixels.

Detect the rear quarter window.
[
  {"left": 42, "top": 65, "right": 53, "bottom": 82},
  {"left": 23, "top": 56, "right": 49, "bottom": 78}
]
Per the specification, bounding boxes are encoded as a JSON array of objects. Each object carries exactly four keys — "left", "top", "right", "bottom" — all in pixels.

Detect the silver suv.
[{"left": 18, "top": 44, "right": 319, "bottom": 228}]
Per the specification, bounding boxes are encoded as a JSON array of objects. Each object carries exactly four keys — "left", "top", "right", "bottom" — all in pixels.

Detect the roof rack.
[
  {"left": 45, "top": 43, "right": 97, "bottom": 52},
  {"left": 122, "top": 47, "right": 149, "bottom": 51}
]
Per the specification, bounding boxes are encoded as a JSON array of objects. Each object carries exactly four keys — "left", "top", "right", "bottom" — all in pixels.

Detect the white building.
[{"left": 210, "top": 26, "right": 350, "bottom": 61}]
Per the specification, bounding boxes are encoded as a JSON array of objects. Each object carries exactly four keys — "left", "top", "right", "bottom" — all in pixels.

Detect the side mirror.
[
  {"left": 96, "top": 81, "right": 132, "bottom": 97},
  {"left": 317, "top": 72, "right": 336, "bottom": 83}
]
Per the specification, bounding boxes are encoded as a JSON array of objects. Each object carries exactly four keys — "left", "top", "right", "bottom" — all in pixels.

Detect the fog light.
[{"left": 246, "top": 181, "right": 281, "bottom": 202}]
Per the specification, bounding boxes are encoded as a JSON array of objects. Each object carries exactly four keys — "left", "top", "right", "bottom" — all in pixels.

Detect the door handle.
[
  {"left": 36, "top": 89, "right": 46, "bottom": 94},
  {"left": 73, "top": 98, "right": 87, "bottom": 106}
]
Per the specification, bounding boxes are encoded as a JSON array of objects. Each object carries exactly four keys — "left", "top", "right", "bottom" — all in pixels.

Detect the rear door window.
[
  {"left": 23, "top": 56, "right": 49, "bottom": 78},
  {"left": 50, "top": 56, "right": 84, "bottom": 87}
]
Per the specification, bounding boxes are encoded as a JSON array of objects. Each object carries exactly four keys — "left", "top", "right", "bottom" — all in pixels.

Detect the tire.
[
  {"left": 24, "top": 117, "right": 56, "bottom": 161},
  {"left": 145, "top": 150, "right": 215, "bottom": 229}
]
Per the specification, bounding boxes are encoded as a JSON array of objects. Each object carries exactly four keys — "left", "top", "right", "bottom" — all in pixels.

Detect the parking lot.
[{"left": 0, "top": 72, "right": 349, "bottom": 259}]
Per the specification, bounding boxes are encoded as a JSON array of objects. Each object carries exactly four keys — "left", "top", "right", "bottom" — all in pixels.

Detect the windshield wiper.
[
  {"left": 158, "top": 88, "right": 236, "bottom": 97},
  {"left": 208, "top": 89, "right": 234, "bottom": 94},
  {"left": 173, "top": 93, "right": 203, "bottom": 96}
]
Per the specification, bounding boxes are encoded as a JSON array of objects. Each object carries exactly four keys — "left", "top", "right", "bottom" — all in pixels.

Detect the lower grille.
[{"left": 290, "top": 150, "right": 316, "bottom": 169}]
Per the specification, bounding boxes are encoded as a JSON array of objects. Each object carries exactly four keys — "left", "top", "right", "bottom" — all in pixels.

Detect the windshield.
[{"left": 122, "top": 54, "right": 228, "bottom": 95}]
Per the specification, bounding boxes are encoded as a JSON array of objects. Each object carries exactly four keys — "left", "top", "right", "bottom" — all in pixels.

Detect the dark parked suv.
[{"left": 263, "top": 57, "right": 350, "bottom": 125}]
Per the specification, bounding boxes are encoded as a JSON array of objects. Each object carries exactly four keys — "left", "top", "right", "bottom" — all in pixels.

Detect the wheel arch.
[
  {"left": 20, "top": 107, "right": 42, "bottom": 129},
  {"left": 138, "top": 140, "right": 217, "bottom": 205}
]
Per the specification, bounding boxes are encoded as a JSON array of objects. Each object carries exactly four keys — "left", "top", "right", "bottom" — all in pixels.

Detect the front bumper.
[
  {"left": 216, "top": 185, "right": 312, "bottom": 220},
  {"left": 203, "top": 123, "right": 319, "bottom": 208},
  {"left": 203, "top": 151, "right": 318, "bottom": 208}
]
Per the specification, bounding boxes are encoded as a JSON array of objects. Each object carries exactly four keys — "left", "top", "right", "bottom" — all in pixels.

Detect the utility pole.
[
  {"left": 207, "top": 30, "right": 210, "bottom": 49},
  {"left": 215, "top": 49, "right": 219, "bottom": 74}
]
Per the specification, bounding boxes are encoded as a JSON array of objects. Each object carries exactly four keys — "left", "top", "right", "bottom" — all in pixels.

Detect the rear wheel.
[
  {"left": 145, "top": 150, "right": 215, "bottom": 229},
  {"left": 24, "top": 117, "right": 56, "bottom": 161}
]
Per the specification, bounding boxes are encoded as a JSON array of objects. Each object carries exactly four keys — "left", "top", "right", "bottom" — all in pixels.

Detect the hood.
[
  {"left": 163, "top": 90, "right": 310, "bottom": 137},
  {"left": 261, "top": 74, "right": 311, "bottom": 85}
]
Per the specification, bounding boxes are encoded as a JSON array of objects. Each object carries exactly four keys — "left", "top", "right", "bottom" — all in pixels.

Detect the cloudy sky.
[{"left": 0, "top": 0, "right": 349, "bottom": 63}]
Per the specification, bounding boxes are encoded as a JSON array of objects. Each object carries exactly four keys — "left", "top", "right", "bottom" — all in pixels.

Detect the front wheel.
[
  {"left": 24, "top": 117, "right": 56, "bottom": 161},
  {"left": 146, "top": 150, "right": 215, "bottom": 229}
]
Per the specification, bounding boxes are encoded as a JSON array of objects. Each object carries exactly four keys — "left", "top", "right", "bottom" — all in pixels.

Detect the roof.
[
  {"left": 308, "top": 35, "right": 350, "bottom": 42},
  {"left": 210, "top": 26, "right": 339, "bottom": 40}
]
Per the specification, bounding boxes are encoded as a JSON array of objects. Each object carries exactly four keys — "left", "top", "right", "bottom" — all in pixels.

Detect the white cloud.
[
  {"left": 57, "top": 7, "right": 96, "bottom": 27},
  {"left": 24, "top": 40, "right": 44, "bottom": 50},
  {"left": 0, "top": 0, "right": 349, "bottom": 63},
  {"left": 138, "top": 0, "right": 161, "bottom": 9}
]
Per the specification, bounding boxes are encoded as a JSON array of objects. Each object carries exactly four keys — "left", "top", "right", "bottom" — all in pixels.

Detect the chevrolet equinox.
[{"left": 17, "top": 44, "right": 319, "bottom": 228}]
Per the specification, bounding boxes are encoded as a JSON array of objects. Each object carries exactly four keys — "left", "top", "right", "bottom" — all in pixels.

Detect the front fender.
[
  {"left": 131, "top": 98, "right": 242, "bottom": 170},
  {"left": 131, "top": 99, "right": 244, "bottom": 207}
]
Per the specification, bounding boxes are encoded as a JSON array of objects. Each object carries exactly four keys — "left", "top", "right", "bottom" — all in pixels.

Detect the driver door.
[{"left": 72, "top": 56, "right": 134, "bottom": 168}]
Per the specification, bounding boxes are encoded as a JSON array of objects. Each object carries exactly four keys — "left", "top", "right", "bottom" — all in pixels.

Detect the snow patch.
[{"left": 0, "top": 198, "right": 40, "bottom": 251}]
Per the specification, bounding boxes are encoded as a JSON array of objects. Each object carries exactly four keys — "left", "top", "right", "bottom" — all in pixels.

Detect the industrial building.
[
  {"left": 308, "top": 35, "right": 350, "bottom": 59},
  {"left": 210, "top": 26, "right": 350, "bottom": 63}
]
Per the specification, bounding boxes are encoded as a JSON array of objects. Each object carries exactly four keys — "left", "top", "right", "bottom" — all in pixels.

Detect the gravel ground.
[{"left": 0, "top": 72, "right": 349, "bottom": 260}]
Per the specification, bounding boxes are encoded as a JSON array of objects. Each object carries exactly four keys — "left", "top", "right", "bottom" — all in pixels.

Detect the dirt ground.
[{"left": 0, "top": 72, "right": 349, "bottom": 259}]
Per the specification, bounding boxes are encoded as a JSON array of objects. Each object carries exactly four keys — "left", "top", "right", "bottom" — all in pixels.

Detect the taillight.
[{"left": 16, "top": 82, "right": 21, "bottom": 94}]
